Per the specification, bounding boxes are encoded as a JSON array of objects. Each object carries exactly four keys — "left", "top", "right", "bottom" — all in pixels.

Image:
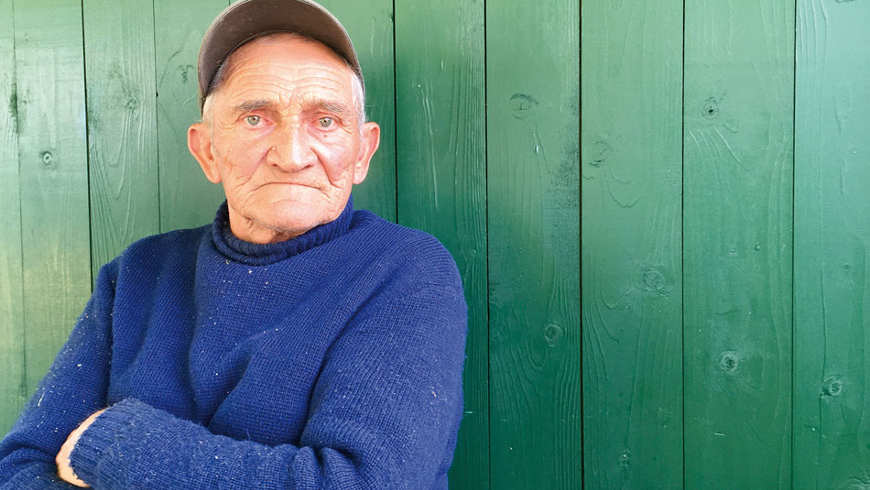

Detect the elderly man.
[{"left": 0, "top": 0, "right": 467, "bottom": 488}]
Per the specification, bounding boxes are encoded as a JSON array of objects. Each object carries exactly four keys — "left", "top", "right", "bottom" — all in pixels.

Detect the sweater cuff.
[
  {"left": 68, "top": 398, "right": 145, "bottom": 486},
  {"left": 0, "top": 461, "right": 75, "bottom": 489}
]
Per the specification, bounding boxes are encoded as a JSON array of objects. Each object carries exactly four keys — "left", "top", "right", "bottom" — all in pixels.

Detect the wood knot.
[
  {"left": 40, "top": 151, "right": 56, "bottom": 169},
  {"left": 703, "top": 96, "right": 720, "bottom": 119},
  {"left": 178, "top": 64, "right": 195, "bottom": 83},
  {"left": 618, "top": 449, "right": 631, "bottom": 468},
  {"left": 509, "top": 93, "right": 538, "bottom": 120},
  {"left": 587, "top": 139, "right": 611, "bottom": 168},
  {"left": 543, "top": 323, "right": 563, "bottom": 347},
  {"left": 719, "top": 351, "right": 739, "bottom": 373},
  {"left": 640, "top": 266, "right": 671, "bottom": 295},
  {"left": 822, "top": 376, "right": 843, "bottom": 397}
]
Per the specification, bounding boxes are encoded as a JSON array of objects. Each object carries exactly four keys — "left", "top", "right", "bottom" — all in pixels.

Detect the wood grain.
[
  {"left": 581, "top": 0, "right": 684, "bottom": 488},
  {"left": 394, "top": 0, "right": 487, "bottom": 487},
  {"left": 487, "top": 0, "right": 582, "bottom": 488},
  {"left": 683, "top": 0, "right": 795, "bottom": 487},
  {"left": 155, "top": 0, "right": 228, "bottom": 232},
  {"left": 14, "top": 0, "right": 92, "bottom": 397},
  {"left": 83, "top": 0, "right": 160, "bottom": 274},
  {"left": 0, "top": 0, "right": 25, "bottom": 434},
  {"left": 794, "top": 0, "right": 870, "bottom": 488}
]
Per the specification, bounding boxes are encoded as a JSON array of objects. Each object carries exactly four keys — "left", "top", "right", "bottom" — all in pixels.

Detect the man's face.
[{"left": 188, "top": 33, "right": 380, "bottom": 244}]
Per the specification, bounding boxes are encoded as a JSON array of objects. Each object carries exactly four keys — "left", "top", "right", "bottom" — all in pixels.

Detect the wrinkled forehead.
[
  {"left": 202, "top": 31, "right": 366, "bottom": 124},
  {"left": 221, "top": 32, "right": 352, "bottom": 86}
]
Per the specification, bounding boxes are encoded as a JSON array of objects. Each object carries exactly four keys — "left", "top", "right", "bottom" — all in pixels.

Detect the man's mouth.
[{"left": 261, "top": 182, "right": 315, "bottom": 189}]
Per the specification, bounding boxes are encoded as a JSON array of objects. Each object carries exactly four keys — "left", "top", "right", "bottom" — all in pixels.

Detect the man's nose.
[{"left": 266, "top": 123, "right": 315, "bottom": 171}]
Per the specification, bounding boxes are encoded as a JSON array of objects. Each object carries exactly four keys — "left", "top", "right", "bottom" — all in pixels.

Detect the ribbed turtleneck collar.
[{"left": 211, "top": 197, "right": 354, "bottom": 266}]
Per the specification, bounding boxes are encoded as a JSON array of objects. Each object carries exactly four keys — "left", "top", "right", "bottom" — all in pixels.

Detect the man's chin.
[
  {"left": 242, "top": 193, "right": 344, "bottom": 237},
  {"left": 258, "top": 210, "right": 323, "bottom": 235}
]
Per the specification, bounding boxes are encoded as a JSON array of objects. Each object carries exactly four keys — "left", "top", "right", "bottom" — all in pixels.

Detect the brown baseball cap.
[{"left": 197, "top": 0, "right": 363, "bottom": 112}]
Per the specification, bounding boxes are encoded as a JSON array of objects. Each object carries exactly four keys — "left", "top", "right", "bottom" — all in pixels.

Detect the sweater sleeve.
[
  {"left": 68, "top": 280, "right": 468, "bottom": 490},
  {"left": 0, "top": 261, "right": 117, "bottom": 489}
]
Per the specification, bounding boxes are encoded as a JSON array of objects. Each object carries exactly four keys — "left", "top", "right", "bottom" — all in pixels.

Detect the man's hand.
[{"left": 56, "top": 408, "right": 106, "bottom": 487}]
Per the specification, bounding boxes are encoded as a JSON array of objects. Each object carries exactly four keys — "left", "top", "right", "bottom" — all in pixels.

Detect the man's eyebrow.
[
  {"left": 231, "top": 99, "right": 274, "bottom": 116},
  {"left": 230, "top": 98, "right": 354, "bottom": 117},
  {"left": 306, "top": 99, "right": 350, "bottom": 115}
]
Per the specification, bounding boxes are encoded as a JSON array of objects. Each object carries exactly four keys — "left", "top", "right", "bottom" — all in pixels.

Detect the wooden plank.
[
  {"left": 83, "top": 0, "right": 160, "bottom": 273},
  {"left": 320, "top": 0, "right": 396, "bottom": 222},
  {"left": 683, "top": 0, "right": 795, "bottom": 487},
  {"left": 155, "top": 0, "right": 228, "bottom": 232},
  {"left": 486, "top": 0, "right": 581, "bottom": 488},
  {"left": 0, "top": 0, "right": 26, "bottom": 434},
  {"left": 14, "top": 0, "right": 92, "bottom": 395},
  {"left": 793, "top": 1, "right": 870, "bottom": 488},
  {"left": 580, "top": 0, "right": 683, "bottom": 488},
  {"left": 393, "top": 0, "right": 487, "bottom": 487}
]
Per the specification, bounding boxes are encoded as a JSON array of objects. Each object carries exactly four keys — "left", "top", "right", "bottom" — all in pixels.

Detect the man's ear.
[
  {"left": 352, "top": 121, "right": 381, "bottom": 185},
  {"left": 188, "top": 122, "right": 222, "bottom": 184}
]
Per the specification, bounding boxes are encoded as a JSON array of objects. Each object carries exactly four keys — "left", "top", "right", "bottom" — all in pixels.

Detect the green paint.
[
  {"left": 794, "top": 0, "right": 870, "bottom": 488},
  {"left": 0, "top": 0, "right": 25, "bottom": 435},
  {"left": 581, "top": 1, "right": 683, "bottom": 488},
  {"left": 83, "top": 0, "right": 161, "bottom": 278},
  {"left": 155, "top": 0, "right": 229, "bottom": 232},
  {"left": 393, "top": 0, "right": 487, "bottom": 488},
  {"left": 14, "top": 0, "right": 92, "bottom": 400},
  {"left": 487, "top": 0, "right": 581, "bottom": 488},
  {"left": 684, "top": 0, "right": 795, "bottom": 487},
  {"left": 7, "top": 87, "right": 16, "bottom": 123}
]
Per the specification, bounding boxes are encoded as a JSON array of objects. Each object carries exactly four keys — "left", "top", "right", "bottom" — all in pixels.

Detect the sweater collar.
[{"left": 211, "top": 197, "right": 354, "bottom": 266}]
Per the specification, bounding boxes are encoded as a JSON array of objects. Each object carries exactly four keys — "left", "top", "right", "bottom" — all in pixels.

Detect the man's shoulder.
[
  {"left": 349, "top": 210, "right": 453, "bottom": 260},
  {"left": 90, "top": 224, "right": 210, "bottom": 292},
  {"left": 348, "top": 210, "right": 462, "bottom": 290},
  {"left": 114, "top": 224, "right": 210, "bottom": 268}
]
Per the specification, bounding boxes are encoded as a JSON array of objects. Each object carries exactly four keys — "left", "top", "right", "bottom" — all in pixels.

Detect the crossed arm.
[{"left": 0, "top": 262, "right": 467, "bottom": 489}]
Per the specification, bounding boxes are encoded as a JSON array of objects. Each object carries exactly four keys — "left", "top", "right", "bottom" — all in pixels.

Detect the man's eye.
[
  {"left": 245, "top": 115, "right": 261, "bottom": 126},
  {"left": 318, "top": 117, "right": 334, "bottom": 129}
]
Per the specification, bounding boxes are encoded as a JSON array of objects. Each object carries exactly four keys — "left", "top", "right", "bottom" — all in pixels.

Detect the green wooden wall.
[{"left": 1, "top": 0, "right": 869, "bottom": 488}]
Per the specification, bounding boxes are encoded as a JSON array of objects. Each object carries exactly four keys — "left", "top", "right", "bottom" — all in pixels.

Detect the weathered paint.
[
  {"left": 83, "top": 0, "right": 161, "bottom": 277},
  {"left": 794, "top": 0, "right": 870, "bottom": 488},
  {"left": 14, "top": 0, "right": 93, "bottom": 408},
  {"left": 581, "top": 0, "right": 683, "bottom": 488},
  {"left": 487, "top": 0, "right": 582, "bottom": 488},
  {"left": 0, "top": 0, "right": 25, "bottom": 433},
  {"left": 684, "top": 0, "right": 795, "bottom": 487}
]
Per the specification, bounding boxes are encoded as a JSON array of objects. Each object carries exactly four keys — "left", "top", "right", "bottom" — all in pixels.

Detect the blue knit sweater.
[{"left": 0, "top": 198, "right": 467, "bottom": 489}]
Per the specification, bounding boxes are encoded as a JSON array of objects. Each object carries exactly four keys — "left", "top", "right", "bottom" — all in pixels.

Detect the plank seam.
[
  {"left": 680, "top": 0, "right": 687, "bottom": 487},
  {"left": 577, "top": 0, "right": 584, "bottom": 487},
  {"left": 152, "top": 0, "right": 161, "bottom": 234},
  {"left": 790, "top": 0, "right": 798, "bottom": 487},
  {"left": 483, "top": 0, "right": 491, "bottom": 487},
  {"left": 11, "top": 0, "right": 28, "bottom": 404},
  {"left": 391, "top": 0, "right": 398, "bottom": 224},
  {"left": 79, "top": 0, "right": 95, "bottom": 293}
]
